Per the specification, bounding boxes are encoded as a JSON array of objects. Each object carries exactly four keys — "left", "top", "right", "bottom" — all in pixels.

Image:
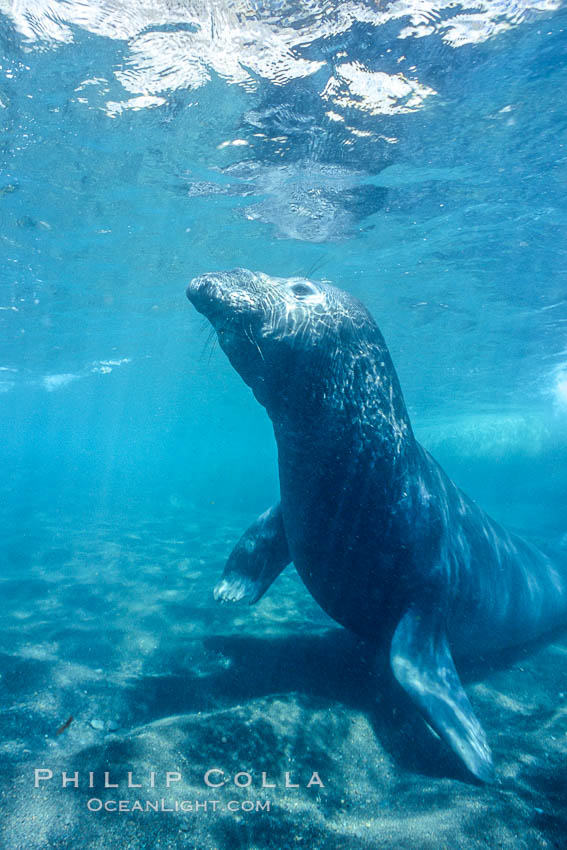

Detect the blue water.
[{"left": 1, "top": 2, "right": 567, "bottom": 848}]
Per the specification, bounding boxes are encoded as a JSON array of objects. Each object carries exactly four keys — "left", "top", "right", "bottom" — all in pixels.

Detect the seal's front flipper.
[
  {"left": 214, "top": 503, "right": 290, "bottom": 604},
  {"left": 390, "top": 606, "right": 494, "bottom": 783}
]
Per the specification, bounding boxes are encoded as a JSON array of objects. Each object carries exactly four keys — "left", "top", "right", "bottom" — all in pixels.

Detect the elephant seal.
[{"left": 186, "top": 268, "right": 567, "bottom": 782}]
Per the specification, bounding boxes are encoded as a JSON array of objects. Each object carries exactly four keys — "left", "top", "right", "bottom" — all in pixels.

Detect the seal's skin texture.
[{"left": 186, "top": 269, "right": 567, "bottom": 782}]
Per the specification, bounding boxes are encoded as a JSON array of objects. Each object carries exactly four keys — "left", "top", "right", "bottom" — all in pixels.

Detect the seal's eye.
[{"left": 290, "top": 282, "right": 315, "bottom": 298}]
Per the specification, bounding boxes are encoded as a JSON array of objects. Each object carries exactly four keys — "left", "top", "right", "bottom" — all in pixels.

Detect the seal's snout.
[
  {"left": 185, "top": 278, "right": 198, "bottom": 301},
  {"left": 186, "top": 274, "right": 213, "bottom": 302},
  {"left": 186, "top": 274, "right": 224, "bottom": 319},
  {"left": 187, "top": 269, "right": 265, "bottom": 322}
]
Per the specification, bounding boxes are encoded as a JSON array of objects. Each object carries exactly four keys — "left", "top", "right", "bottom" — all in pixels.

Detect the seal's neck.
[{"left": 267, "top": 340, "right": 415, "bottom": 468}]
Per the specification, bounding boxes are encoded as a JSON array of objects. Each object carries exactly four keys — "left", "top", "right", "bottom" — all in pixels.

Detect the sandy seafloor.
[{"left": 1, "top": 508, "right": 566, "bottom": 850}]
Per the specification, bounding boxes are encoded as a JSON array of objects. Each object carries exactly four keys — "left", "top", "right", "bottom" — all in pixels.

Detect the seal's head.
[
  {"left": 187, "top": 269, "right": 378, "bottom": 401},
  {"left": 186, "top": 269, "right": 408, "bottom": 439}
]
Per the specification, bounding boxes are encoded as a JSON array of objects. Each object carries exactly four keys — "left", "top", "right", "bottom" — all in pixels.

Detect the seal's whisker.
[
  {"left": 290, "top": 253, "right": 327, "bottom": 280},
  {"left": 207, "top": 335, "right": 218, "bottom": 364},
  {"left": 305, "top": 254, "right": 327, "bottom": 279},
  {"left": 245, "top": 323, "right": 264, "bottom": 360},
  {"left": 199, "top": 326, "right": 217, "bottom": 362}
]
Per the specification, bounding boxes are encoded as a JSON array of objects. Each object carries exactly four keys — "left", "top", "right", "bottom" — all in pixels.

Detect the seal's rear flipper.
[
  {"left": 390, "top": 606, "right": 494, "bottom": 783},
  {"left": 214, "top": 503, "right": 291, "bottom": 604}
]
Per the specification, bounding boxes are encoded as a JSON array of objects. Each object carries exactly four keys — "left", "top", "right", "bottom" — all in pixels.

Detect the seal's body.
[{"left": 186, "top": 269, "right": 567, "bottom": 781}]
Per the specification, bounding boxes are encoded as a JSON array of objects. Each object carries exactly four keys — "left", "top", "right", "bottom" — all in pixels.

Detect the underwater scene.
[{"left": 1, "top": 1, "right": 567, "bottom": 848}]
